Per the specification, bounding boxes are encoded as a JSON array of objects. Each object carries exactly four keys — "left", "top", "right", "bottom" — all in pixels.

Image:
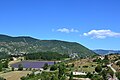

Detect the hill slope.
[{"left": 0, "top": 34, "right": 96, "bottom": 58}]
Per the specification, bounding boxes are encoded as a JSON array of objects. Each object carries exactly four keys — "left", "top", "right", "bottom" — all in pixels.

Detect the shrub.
[
  {"left": 50, "top": 65, "right": 57, "bottom": 71},
  {"left": 0, "top": 77, "right": 6, "bottom": 80},
  {"left": 116, "top": 72, "right": 120, "bottom": 80},
  {"left": 83, "top": 65, "right": 88, "bottom": 68},
  {"left": 12, "top": 67, "right": 14, "bottom": 71},
  {"left": 43, "top": 63, "right": 49, "bottom": 70},
  {"left": 95, "top": 65, "right": 102, "bottom": 73},
  {"left": 18, "top": 64, "right": 23, "bottom": 71},
  {"left": 116, "top": 61, "right": 120, "bottom": 66}
]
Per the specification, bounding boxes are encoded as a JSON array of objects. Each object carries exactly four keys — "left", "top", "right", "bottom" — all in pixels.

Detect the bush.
[
  {"left": 95, "top": 65, "right": 102, "bottom": 73},
  {"left": 43, "top": 63, "right": 49, "bottom": 70},
  {"left": 86, "top": 72, "right": 93, "bottom": 78},
  {"left": 116, "top": 61, "right": 120, "bottom": 66},
  {"left": 0, "top": 63, "right": 2, "bottom": 72},
  {"left": 69, "top": 72, "right": 73, "bottom": 80},
  {"left": 91, "top": 75, "right": 103, "bottom": 80},
  {"left": 18, "top": 64, "right": 23, "bottom": 71},
  {"left": 116, "top": 72, "right": 120, "bottom": 80},
  {"left": 83, "top": 65, "right": 88, "bottom": 68},
  {"left": 101, "top": 69, "right": 107, "bottom": 80},
  {"left": 12, "top": 67, "right": 14, "bottom": 71},
  {"left": 21, "top": 76, "right": 26, "bottom": 80},
  {"left": 2, "top": 60, "right": 8, "bottom": 68},
  {"left": 0, "top": 77, "right": 6, "bottom": 80},
  {"left": 71, "top": 64, "right": 74, "bottom": 67},
  {"left": 107, "top": 67, "right": 114, "bottom": 77},
  {"left": 50, "top": 65, "right": 57, "bottom": 71}
]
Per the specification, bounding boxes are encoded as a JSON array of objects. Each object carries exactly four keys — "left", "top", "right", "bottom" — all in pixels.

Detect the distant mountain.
[
  {"left": 0, "top": 34, "right": 97, "bottom": 58},
  {"left": 93, "top": 49, "right": 120, "bottom": 55}
]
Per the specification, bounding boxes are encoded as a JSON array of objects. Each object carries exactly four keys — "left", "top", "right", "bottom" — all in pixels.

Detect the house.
[{"left": 73, "top": 72, "right": 87, "bottom": 75}]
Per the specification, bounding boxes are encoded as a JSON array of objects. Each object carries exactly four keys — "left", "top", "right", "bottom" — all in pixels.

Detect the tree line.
[{"left": 25, "top": 51, "right": 69, "bottom": 60}]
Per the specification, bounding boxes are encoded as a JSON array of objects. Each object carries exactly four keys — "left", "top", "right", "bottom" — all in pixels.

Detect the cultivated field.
[
  {"left": 0, "top": 71, "right": 32, "bottom": 80},
  {"left": 68, "top": 59, "right": 98, "bottom": 72}
]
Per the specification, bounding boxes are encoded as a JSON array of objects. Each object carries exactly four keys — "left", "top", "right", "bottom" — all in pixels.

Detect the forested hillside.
[{"left": 0, "top": 34, "right": 97, "bottom": 58}]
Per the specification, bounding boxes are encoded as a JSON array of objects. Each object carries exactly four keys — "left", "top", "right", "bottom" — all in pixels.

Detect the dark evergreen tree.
[
  {"left": 51, "top": 74, "right": 58, "bottom": 80},
  {"left": 86, "top": 72, "right": 93, "bottom": 78},
  {"left": 116, "top": 61, "right": 120, "bottom": 66},
  {"left": 116, "top": 72, "right": 120, "bottom": 80},
  {"left": 101, "top": 69, "right": 107, "bottom": 80},
  {"left": 12, "top": 67, "right": 14, "bottom": 71},
  {"left": 0, "top": 63, "right": 2, "bottom": 72},
  {"left": 95, "top": 65, "right": 102, "bottom": 73},
  {"left": 107, "top": 67, "right": 114, "bottom": 77},
  {"left": 0, "top": 77, "right": 6, "bottom": 80},
  {"left": 50, "top": 65, "right": 57, "bottom": 71},
  {"left": 69, "top": 72, "right": 73, "bottom": 80},
  {"left": 18, "top": 64, "right": 23, "bottom": 71},
  {"left": 3, "top": 60, "right": 8, "bottom": 68},
  {"left": 43, "top": 63, "right": 49, "bottom": 70},
  {"left": 58, "top": 63, "right": 65, "bottom": 79}
]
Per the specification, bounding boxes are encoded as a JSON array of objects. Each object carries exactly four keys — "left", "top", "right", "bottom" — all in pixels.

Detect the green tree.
[
  {"left": 91, "top": 75, "right": 103, "bottom": 80},
  {"left": 69, "top": 72, "right": 73, "bottom": 80},
  {"left": 86, "top": 72, "right": 93, "bottom": 78},
  {"left": 3, "top": 60, "right": 8, "bottom": 68},
  {"left": 21, "top": 76, "right": 27, "bottom": 80},
  {"left": 0, "top": 77, "right": 6, "bottom": 80},
  {"left": 43, "top": 63, "right": 49, "bottom": 70},
  {"left": 51, "top": 74, "right": 58, "bottom": 80},
  {"left": 71, "top": 63, "right": 74, "bottom": 67},
  {"left": 12, "top": 67, "right": 14, "bottom": 71},
  {"left": 50, "top": 65, "right": 57, "bottom": 71},
  {"left": 60, "top": 75, "right": 66, "bottom": 80},
  {"left": 107, "top": 67, "right": 114, "bottom": 77},
  {"left": 104, "top": 55, "right": 109, "bottom": 60},
  {"left": 18, "top": 64, "right": 23, "bottom": 71},
  {"left": 95, "top": 65, "right": 102, "bottom": 73},
  {"left": 103, "top": 55, "right": 109, "bottom": 65},
  {"left": 0, "top": 63, "right": 2, "bottom": 72},
  {"left": 101, "top": 69, "right": 107, "bottom": 80},
  {"left": 58, "top": 63, "right": 65, "bottom": 79},
  {"left": 116, "top": 61, "right": 120, "bottom": 66},
  {"left": 116, "top": 72, "right": 120, "bottom": 80}
]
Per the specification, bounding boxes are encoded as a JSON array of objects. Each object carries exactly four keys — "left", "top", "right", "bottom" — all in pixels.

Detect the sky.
[{"left": 0, "top": 0, "right": 120, "bottom": 50}]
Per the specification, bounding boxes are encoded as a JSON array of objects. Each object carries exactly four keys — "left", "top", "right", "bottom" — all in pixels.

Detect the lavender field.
[{"left": 10, "top": 61, "right": 54, "bottom": 68}]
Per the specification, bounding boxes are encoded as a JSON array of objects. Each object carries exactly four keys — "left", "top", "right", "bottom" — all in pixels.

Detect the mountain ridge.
[
  {"left": 93, "top": 49, "right": 120, "bottom": 55},
  {"left": 0, "top": 34, "right": 97, "bottom": 58}
]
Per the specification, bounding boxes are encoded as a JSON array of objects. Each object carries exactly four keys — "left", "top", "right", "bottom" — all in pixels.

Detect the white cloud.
[
  {"left": 83, "top": 29, "right": 120, "bottom": 39},
  {"left": 57, "top": 28, "right": 79, "bottom": 33}
]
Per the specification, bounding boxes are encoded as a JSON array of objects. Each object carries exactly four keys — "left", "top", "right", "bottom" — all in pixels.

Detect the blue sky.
[{"left": 0, "top": 0, "right": 120, "bottom": 50}]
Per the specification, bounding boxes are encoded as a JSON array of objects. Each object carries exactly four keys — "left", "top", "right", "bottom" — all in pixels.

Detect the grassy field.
[
  {"left": 67, "top": 59, "right": 98, "bottom": 72},
  {"left": 0, "top": 71, "right": 32, "bottom": 80}
]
